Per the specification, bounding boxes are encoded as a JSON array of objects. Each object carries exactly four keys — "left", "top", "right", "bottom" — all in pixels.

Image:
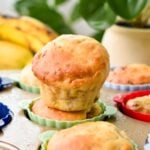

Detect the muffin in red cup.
[{"left": 114, "top": 90, "right": 150, "bottom": 122}]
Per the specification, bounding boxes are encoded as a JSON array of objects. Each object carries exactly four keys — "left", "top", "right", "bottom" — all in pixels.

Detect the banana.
[
  {"left": 20, "top": 16, "right": 58, "bottom": 43},
  {"left": 0, "top": 41, "right": 33, "bottom": 69},
  {"left": 0, "top": 15, "right": 58, "bottom": 69},
  {"left": 0, "top": 15, "right": 58, "bottom": 53},
  {"left": 0, "top": 24, "right": 29, "bottom": 50}
]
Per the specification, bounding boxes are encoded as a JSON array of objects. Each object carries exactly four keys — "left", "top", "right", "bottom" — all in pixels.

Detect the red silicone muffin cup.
[{"left": 113, "top": 90, "right": 150, "bottom": 122}]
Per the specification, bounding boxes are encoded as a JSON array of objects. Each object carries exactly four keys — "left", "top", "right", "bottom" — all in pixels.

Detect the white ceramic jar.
[{"left": 102, "top": 25, "right": 150, "bottom": 66}]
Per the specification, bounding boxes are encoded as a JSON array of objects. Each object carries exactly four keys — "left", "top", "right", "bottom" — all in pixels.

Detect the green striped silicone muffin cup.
[
  {"left": 20, "top": 98, "right": 117, "bottom": 129},
  {"left": 39, "top": 130, "right": 139, "bottom": 150},
  {"left": 18, "top": 81, "right": 40, "bottom": 94},
  {"left": 9, "top": 74, "right": 40, "bottom": 94}
]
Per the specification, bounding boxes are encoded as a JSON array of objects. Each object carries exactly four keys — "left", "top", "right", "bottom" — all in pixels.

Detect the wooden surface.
[{"left": 0, "top": 71, "right": 149, "bottom": 150}]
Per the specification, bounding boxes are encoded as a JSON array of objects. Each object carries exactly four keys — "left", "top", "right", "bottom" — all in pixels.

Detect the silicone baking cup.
[
  {"left": 104, "top": 81, "right": 150, "bottom": 92},
  {"left": 39, "top": 130, "right": 138, "bottom": 150},
  {"left": 0, "top": 102, "right": 13, "bottom": 129},
  {"left": 20, "top": 98, "right": 116, "bottom": 129},
  {"left": 18, "top": 81, "right": 40, "bottom": 94},
  {"left": 114, "top": 90, "right": 150, "bottom": 122},
  {"left": 104, "top": 67, "right": 150, "bottom": 91},
  {"left": 10, "top": 74, "right": 40, "bottom": 94}
]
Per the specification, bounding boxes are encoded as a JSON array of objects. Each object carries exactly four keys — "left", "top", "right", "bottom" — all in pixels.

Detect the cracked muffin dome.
[
  {"left": 32, "top": 34, "right": 109, "bottom": 112},
  {"left": 47, "top": 122, "right": 134, "bottom": 150}
]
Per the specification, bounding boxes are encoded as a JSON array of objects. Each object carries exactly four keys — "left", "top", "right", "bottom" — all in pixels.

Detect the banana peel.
[{"left": 0, "top": 41, "right": 33, "bottom": 69}]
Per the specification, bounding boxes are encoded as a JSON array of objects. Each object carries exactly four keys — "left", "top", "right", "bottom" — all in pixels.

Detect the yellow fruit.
[
  {"left": 20, "top": 16, "right": 58, "bottom": 44},
  {"left": 0, "top": 41, "right": 33, "bottom": 69},
  {"left": 0, "top": 24, "right": 29, "bottom": 49},
  {"left": 0, "top": 15, "right": 58, "bottom": 53}
]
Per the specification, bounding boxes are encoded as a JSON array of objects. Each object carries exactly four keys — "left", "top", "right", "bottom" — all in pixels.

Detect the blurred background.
[
  {"left": 0, "top": 0, "right": 150, "bottom": 69},
  {"left": 0, "top": 0, "right": 94, "bottom": 35}
]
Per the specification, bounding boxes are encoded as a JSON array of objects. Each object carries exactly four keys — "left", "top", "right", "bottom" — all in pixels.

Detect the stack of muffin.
[{"left": 31, "top": 34, "right": 110, "bottom": 121}]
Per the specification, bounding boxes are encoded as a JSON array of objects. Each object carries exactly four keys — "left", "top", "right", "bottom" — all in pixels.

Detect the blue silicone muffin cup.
[
  {"left": 0, "top": 77, "right": 15, "bottom": 91},
  {"left": 0, "top": 102, "right": 13, "bottom": 129}
]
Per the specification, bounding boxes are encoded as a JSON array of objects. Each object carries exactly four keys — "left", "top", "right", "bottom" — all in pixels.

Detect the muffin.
[
  {"left": 107, "top": 64, "right": 150, "bottom": 85},
  {"left": 47, "top": 122, "right": 134, "bottom": 150},
  {"left": 20, "top": 64, "right": 39, "bottom": 87},
  {"left": 126, "top": 95, "right": 150, "bottom": 114},
  {"left": 32, "top": 100, "right": 104, "bottom": 121},
  {"left": 32, "top": 100, "right": 86, "bottom": 121},
  {"left": 32, "top": 34, "right": 109, "bottom": 112}
]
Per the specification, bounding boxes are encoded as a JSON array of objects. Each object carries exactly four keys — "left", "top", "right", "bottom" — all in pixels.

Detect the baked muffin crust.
[
  {"left": 32, "top": 35, "right": 109, "bottom": 111},
  {"left": 107, "top": 64, "right": 150, "bottom": 85},
  {"left": 33, "top": 34, "right": 109, "bottom": 87},
  {"left": 20, "top": 64, "right": 39, "bottom": 87},
  {"left": 47, "top": 122, "right": 134, "bottom": 150}
]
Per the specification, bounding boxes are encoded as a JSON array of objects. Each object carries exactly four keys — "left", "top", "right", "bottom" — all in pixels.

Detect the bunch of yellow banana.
[{"left": 0, "top": 15, "right": 58, "bottom": 69}]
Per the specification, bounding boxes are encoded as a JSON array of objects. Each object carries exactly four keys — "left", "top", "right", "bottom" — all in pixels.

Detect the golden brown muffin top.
[
  {"left": 126, "top": 95, "right": 150, "bottom": 114},
  {"left": 32, "top": 35, "right": 109, "bottom": 86},
  {"left": 47, "top": 121, "right": 134, "bottom": 150},
  {"left": 107, "top": 64, "right": 150, "bottom": 84}
]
